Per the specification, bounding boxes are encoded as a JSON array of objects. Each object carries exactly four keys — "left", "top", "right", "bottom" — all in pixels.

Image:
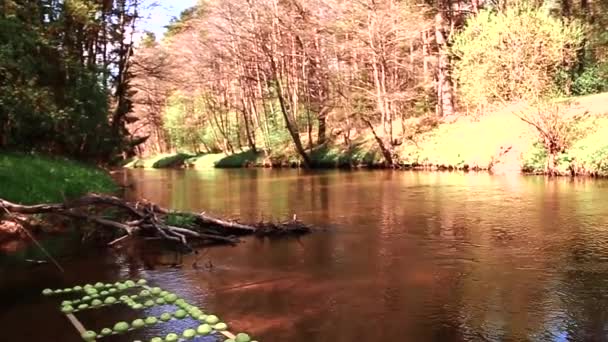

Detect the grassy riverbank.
[
  {"left": 0, "top": 154, "right": 117, "bottom": 204},
  {"left": 126, "top": 93, "right": 608, "bottom": 176}
]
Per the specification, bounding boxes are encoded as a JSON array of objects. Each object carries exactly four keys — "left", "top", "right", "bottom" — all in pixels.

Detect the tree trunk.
[
  {"left": 274, "top": 72, "right": 312, "bottom": 167},
  {"left": 435, "top": 13, "right": 455, "bottom": 117},
  {"left": 317, "top": 107, "right": 328, "bottom": 145},
  {"left": 547, "top": 151, "right": 557, "bottom": 176},
  {"left": 363, "top": 118, "right": 394, "bottom": 167}
]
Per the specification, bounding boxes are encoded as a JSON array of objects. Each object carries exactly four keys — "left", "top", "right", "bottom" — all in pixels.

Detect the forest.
[
  {"left": 1, "top": 0, "right": 608, "bottom": 172},
  {"left": 3, "top": 2, "right": 608, "bottom": 341},
  {"left": 127, "top": 0, "right": 608, "bottom": 175}
]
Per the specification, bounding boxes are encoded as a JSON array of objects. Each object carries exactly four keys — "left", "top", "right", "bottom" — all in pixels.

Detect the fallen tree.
[{"left": 0, "top": 193, "right": 311, "bottom": 250}]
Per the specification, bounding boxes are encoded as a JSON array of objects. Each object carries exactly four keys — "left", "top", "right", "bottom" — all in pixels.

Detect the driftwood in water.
[{"left": 0, "top": 193, "right": 312, "bottom": 250}]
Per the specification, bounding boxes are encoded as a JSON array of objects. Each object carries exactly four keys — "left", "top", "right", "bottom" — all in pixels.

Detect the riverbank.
[
  {"left": 0, "top": 154, "right": 117, "bottom": 243},
  {"left": 125, "top": 94, "right": 608, "bottom": 176}
]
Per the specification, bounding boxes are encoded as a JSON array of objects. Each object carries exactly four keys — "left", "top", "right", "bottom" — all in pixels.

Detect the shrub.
[
  {"left": 452, "top": 4, "right": 585, "bottom": 107},
  {"left": 515, "top": 101, "right": 590, "bottom": 174},
  {"left": 571, "top": 63, "right": 608, "bottom": 96}
]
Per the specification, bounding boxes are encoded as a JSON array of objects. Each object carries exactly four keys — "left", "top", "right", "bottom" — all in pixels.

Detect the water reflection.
[{"left": 3, "top": 170, "right": 608, "bottom": 341}]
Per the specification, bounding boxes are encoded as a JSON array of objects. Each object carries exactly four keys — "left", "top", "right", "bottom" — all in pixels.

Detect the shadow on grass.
[
  {"left": 151, "top": 153, "right": 193, "bottom": 168},
  {"left": 215, "top": 150, "right": 261, "bottom": 168},
  {"left": 309, "top": 141, "right": 382, "bottom": 168}
]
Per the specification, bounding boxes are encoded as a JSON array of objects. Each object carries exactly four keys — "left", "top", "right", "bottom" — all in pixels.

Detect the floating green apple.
[
  {"left": 214, "top": 322, "right": 228, "bottom": 331},
  {"left": 81, "top": 330, "right": 96, "bottom": 341},
  {"left": 205, "top": 315, "right": 219, "bottom": 324},
  {"left": 100, "top": 328, "right": 112, "bottom": 336},
  {"left": 164, "top": 293, "right": 178, "bottom": 303},
  {"left": 160, "top": 313, "right": 172, "bottom": 321},
  {"left": 113, "top": 321, "right": 130, "bottom": 333},
  {"left": 235, "top": 333, "right": 251, "bottom": 342},
  {"left": 104, "top": 296, "right": 116, "bottom": 305},
  {"left": 183, "top": 329, "right": 196, "bottom": 340},
  {"left": 132, "top": 319, "right": 146, "bottom": 329},
  {"left": 42, "top": 289, "right": 53, "bottom": 296},
  {"left": 197, "top": 324, "right": 212, "bottom": 335},
  {"left": 145, "top": 316, "right": 158, "bottom": 325},
  {"left": 174, "top": 309, "right": 187, "bottom": 319},
  {"left": 165, "top": 333, "right": 178, "bottom": 342}
]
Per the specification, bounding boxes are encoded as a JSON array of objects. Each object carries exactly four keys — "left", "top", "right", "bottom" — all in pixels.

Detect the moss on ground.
[
  {"left": 0, "top": 153, "right": 117, "bottom": 204},
  {"left": 124, "top": 153, "right": 193, "bottom": 169}
]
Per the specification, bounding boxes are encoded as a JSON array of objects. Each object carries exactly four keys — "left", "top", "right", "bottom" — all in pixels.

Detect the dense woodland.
[
  {"left": 1, "top": 0, "right": 608, "bottom": 171},
  {"left": 0, "top": 0, "right": 143, "bottom": 160}
]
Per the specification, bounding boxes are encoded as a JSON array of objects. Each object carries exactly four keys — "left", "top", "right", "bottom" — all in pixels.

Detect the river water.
[{"left": 2, "top": 169, "right": 608, "bottom": 341}]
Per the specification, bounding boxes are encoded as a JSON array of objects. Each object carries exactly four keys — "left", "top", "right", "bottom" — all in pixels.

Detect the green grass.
[
  {"left": 0, "top": 153, "right": 117, "bottom": 204},
  {"left": 184, "top": 153, "right": 227, "bottom": 168},
  {"left": 309, "top": 140, "right": 383, "bottom": 167},
  {"left": 215, "top": 150, "right": 262, "bottom": 168},
  {"left": 397, "top": 113, "right": 535, "bottom": 170},
  {"left": 124, "top": 153, "right": 193, "bottom": 169},
  {"left": 123, "top": 93, "right": 608, "bottom": 174}
]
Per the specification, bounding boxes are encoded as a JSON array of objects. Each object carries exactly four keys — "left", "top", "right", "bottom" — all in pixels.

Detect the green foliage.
[
  {"left": 0, "top": 0, "right": 136, "bottom": 160},
  {"left": 522, "top": 116, "right": 608, "bottom": 176},
  {"left": 0, "top": 154, "right": 117, "bottom": 204},
  {"left": 164, "top": 6, "right": 204, "bottom": 38},
  {"left": 215, "top": 150, "right": 261, "bottom": 168},
  {"left": 568, "top": 117, "right": 608, "bottom": 176},
  {"left": 571, "top": 63, "right": 608, "bottom": 96},
  {"left": 308, "top": 142, "right": 383, "bottom": 167},
  {"left": 166, "top": 213, "right": 197, "bottom": 227},
  {"left": 522, "top": 142, "right": 549, "bottom": 173},
  {"left": 152, "top": 153, "right": 193, "bottom": 168},
  {"left": 164, "top": 94, "right": 202, "bottom": 152},
  {"left": 452, "top": 4, "right": 585, "bottom": 107},
  {"left": 124, "top": 153, "right": 194, "bottom": 169}
]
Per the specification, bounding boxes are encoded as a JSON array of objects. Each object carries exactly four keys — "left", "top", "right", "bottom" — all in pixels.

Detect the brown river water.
[{"left": 2, "top": 169, "right": 608, "bottom": 341}]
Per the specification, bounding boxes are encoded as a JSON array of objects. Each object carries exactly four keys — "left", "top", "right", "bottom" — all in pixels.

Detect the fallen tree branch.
[{"left": 0, "top": 193, "right": 312, "bottom": 250}]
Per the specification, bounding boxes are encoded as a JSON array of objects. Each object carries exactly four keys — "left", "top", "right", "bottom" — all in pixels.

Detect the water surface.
[{"left": 2, "top": 169, "right": 608, "bottom": 341}]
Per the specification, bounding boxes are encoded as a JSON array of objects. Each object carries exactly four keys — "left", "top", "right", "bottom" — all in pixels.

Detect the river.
[{"left": 2, "top": 169, "right": 608, "bottom": 341}]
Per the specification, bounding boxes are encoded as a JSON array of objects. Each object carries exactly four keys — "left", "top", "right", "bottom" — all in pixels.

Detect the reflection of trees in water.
[
  {"left": 117, "top": 169, "right": 608, "bottom": 341},
  {"left": 453, "top": 176, "right": 608, "bottom": 341}
]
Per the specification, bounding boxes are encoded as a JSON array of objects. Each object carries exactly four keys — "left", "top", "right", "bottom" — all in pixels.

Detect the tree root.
[{"left": 0, "top": 193, "right": 312, "bottom": 250}]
